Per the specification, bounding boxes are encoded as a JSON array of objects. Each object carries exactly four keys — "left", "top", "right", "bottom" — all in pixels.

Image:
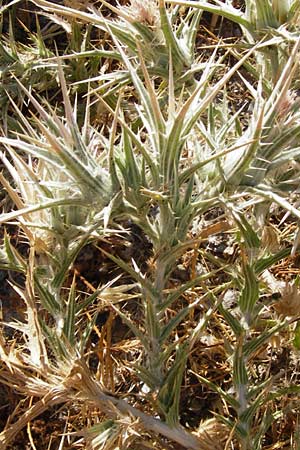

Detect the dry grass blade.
[
  {"left": 194, "top": 418, "right": 230, "bottom": 450},
  {"left": 0, "top": 387, "right": 69, "bottom": 450}
]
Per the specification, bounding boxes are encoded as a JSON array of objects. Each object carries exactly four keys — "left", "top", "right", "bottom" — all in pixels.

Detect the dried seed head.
[
  {"left": 274, "top": 282, "right": 300, "bottom": 317},
  {"left": 123, "top": 0, "right": 159, "bottom": 26},
  {"left": 194, "top": 418, "right": 229, "bottom": 450},
  {"left": 261, "top": 224, "right": 280, "bottom": 253},
  {"left": 262, "top": 270, "right": 300, "bottom": 317}
]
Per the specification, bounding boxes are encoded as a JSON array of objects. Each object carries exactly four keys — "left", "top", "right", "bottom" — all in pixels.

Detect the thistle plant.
[
  {"left": 165, "top": 0, "right": 300, "bottom": 86},
  {"left": 0, "top": 62, "right": 115, "bottom": 340},
  {"left": 0, "top": 19, "right": 57, "bottom": 126},
  {"left": 164, "top": 0, "right": 300, "bottom": 37},
  {"left": 2, "top": 1, "right": 300, "bottom": 449},
  {"left": 30, "top": 0, "right": 204, "bottom": 90},
  {"left": 97, "top": 33, "right": 266, "bottom": 423}
]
